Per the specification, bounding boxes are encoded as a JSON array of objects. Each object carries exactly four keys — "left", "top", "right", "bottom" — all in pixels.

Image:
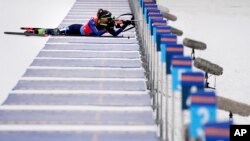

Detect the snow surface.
[
  {"left": 0, "top": 0, "right": 75, "bottom": 104},
  {"left": 0, "top": 0, "right": 249, "bottom": 127},
  {"left": 157, "top": 0, "right": 250, "bottom": 124},
  {"left": 158, "top": 0, "right": 250, "bottom": 105}
]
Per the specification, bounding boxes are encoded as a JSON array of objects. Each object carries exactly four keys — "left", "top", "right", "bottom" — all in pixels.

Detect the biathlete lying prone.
[{"left": 32, "top": 9, "right": 133, "bottom": 37}]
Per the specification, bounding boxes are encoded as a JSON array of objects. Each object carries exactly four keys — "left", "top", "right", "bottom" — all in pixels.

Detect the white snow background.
[
  {"left": 0, "top": 0, "right": 75, "bottom": 103},
  {"left": 0, "top": 0, "right": 249, "bottom": 128},
  {"left": 157, "top": 0, "right": 250, "bottom": 124}
]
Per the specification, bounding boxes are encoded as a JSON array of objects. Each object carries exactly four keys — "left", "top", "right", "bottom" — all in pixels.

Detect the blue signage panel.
[
  {"left": 143, "top": 4, "right": 157, "bottom": 15},
  {"left": 144, "top": 9, "right": 160, "bottom": 21},
  {"left": 158, "top": 34, "right": 177, "bottom": 51},
  {"left": 148, "top": 14, "right": 163, "bottom": 25},
  {"left": 171, "top": 56, "right": 192, "bottom": 91},
  {"left": 160, "top": 43, "right": 183, "bottom": 74},
  {"left": 149, "top": 19, "right": 166, "bottom": 35},
  {"left": 181, "top": 72, "right": 205, "bottom": 109},
  {"left": 205, "top": 121, "right": 230, "bottom": 141},
  {"left": 141, "top": 0, "right": 155, "bottom": 8},
  {"left": 190, "top": 91, "right": 217, "bottom": 138},
  {"left": 153, "top": 26, "right": 172, "bottom": 46}
]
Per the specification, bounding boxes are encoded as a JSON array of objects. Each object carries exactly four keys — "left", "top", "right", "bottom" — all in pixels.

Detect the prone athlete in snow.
[{"left": 33, "top": 9, "right": 132, "bottom": 36}]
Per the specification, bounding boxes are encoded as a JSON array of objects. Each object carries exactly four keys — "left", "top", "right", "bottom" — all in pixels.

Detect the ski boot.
[
  {"left": 47, "top": 28, "right": 60, "bottom": 36},
  {"left": 29, "top": 28, "right": 60, "bottom": 36},
  {"left": 24, "top": 28, "right": 47, "bottom": 36}
]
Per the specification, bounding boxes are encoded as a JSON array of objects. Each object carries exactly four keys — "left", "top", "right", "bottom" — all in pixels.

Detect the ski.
[
  {"left": 4, "top": 31, "right": 131, "bottom": 38},
  {"left": 4, "top": 31, "right": 48, "bottom": 37},
  {"left": 20, "top": 27, "right": 44, "bottom": 30}
]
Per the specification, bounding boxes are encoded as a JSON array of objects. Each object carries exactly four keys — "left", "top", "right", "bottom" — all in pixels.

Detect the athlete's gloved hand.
[
  {"left": 107, "top": 18, "right": 115, "bottom": 27},
  {"left": 121, "top": 21, "right": 131, "bottom": 30},
  {"left": 124, "top": 20, "right": 132, "bottom": 25}
]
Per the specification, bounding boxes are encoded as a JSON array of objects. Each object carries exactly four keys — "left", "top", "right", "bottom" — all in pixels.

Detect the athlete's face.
[
  {"left": 100, "top": 18, "right": 109, "bottom": 23},
  {"left": 99, "top": 18, "right": 109, "bottom": 26}
]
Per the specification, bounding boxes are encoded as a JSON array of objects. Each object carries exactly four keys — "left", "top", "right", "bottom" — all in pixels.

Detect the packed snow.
[
  {"left": 158, "top": 0, "right": 250, "bottom": 124},
  {"left": 159, "top": 0, "right": 250, "bottom": 105},
  {"left": 0, "top": 0, "right": 75, "bottom": 104},
  {"left": 0, "top": 0, "right": 249, "bottom": 127}
]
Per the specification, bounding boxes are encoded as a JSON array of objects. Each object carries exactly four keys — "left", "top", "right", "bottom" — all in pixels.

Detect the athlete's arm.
[
  {"left": 106, "top": 20, "right": 131, "bottom": 36},
  {"left": 88, "top": 20, "right": 106, "bottom": 36},
  {"left": 106, "top": 27, "right": 123, "bottom": 37}
]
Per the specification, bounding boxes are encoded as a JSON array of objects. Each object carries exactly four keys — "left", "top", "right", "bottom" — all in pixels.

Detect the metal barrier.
[{"left": 129, "top": 1, "right": 230, "bottom": 141}]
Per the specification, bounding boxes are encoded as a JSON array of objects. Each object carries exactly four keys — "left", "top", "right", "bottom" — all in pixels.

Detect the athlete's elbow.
[{"left": 112, "top": 32, "right": 120, "bottom": 37}]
